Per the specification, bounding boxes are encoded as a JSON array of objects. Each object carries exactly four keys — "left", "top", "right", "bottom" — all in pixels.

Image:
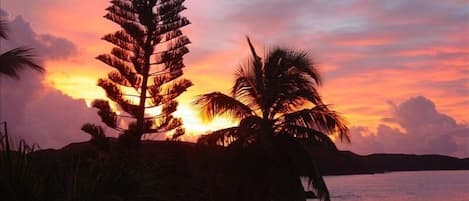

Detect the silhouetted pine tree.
[{"left": 83, "top": 0, "right": 192, "bottom": 147}]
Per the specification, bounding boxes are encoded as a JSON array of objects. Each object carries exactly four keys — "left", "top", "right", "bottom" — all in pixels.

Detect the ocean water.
[{"left": 307, "top": 170, "right": 469, "bottom": 201}]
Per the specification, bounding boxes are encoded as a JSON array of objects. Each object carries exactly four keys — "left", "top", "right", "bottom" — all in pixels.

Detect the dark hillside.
[
  {"left": 304, "top": 146, "right": 469, "bottom": 175},
  {"left": 33, "top": 140, "right": 469, "bottom": 177}
]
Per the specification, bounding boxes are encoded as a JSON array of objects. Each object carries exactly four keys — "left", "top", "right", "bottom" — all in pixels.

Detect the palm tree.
[
  {"left": 0, "top": 18, "right": 43, "bottom": 79},
  {"left": 194, "top": 37, "right": 349, "bottom": 201}
]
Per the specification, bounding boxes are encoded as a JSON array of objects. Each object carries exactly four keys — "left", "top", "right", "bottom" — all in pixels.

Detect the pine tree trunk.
[{"left": 136, "top": 39, "right": 153, "bottom": 140}]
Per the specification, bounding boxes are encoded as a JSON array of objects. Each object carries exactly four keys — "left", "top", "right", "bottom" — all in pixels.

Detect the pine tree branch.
[
  {"left": 102, "top": 31, "right": 139, "bottom": 53},
  {"left": 152, "top": 47, "right": 189, "bottom": 65},
  {"left": 155, "top": 17, "right": 190, "bottom": 36}
]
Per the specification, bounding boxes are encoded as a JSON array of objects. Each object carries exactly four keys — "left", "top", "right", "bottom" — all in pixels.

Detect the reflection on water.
[{"left": 305, "top": 170, "right": 469, "bottom": 201}]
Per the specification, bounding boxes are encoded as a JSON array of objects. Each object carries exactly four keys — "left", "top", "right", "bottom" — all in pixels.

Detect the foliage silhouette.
[
  {"left": 1, "top": 125, "right": 207, "bottom": 201},
  {"left": 83, "top": 0, "right": 192, "bottom": 148},
  {"left": 81, "top": 123, "right": 110, "bottom": 152},
  {"left": 0, "top": 122, "right": 42, "bottom": 201},
  {"left": 195, "top": 37, "right": 349, "bottom": 201},
  {"left": 0, "top": 18, "right": 44, "bottom": 79}
]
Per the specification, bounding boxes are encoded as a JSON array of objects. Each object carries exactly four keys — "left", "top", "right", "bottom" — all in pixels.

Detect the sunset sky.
[{"left": 1, "top": 0, "right": 468, "bottom": 157}]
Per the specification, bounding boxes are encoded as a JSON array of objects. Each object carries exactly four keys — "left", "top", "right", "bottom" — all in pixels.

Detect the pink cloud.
[
  {"left": 338, "top": 96, "right": 469, "bottom": 158},
  {"left": 0, "top": 10, "right": 101, "bottom": 148}
]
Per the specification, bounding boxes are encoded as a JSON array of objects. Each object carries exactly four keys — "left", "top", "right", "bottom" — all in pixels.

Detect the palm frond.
[
  {"left": 269, "top": 78, "right": 324, "bottom": 117},
  {"left": 246, "top": 37, "right": 266, "bottom": 112},
  {"left": 194, "top": 92, "right": 253, "bottom": 121},
  {"left": 0, "top": 18, "right": 7, "bottom": 39},
  {"left": 261, "top": 50, "right": 324, "bottom": 117},
  {"left": 264, "top": 47, "right": 321, "bottom": 85},
  {"left": 290, "top": 50, "right": 322, "bottom": 86},
  {"left": 279, "top": 69, "right": 323, "bottom": 104},
  {"left": 0, "top": 47, "right": 44, "bottom": 79},
  {"left": 232, "top": 70, "right": 260, "bottom": 109},
  {"left": 281, "top": 124, "right": 338, "bottom": 150},
  {"left": 283, "top": 105, "right": 350, "bottom": 143},
  {"left": 246, "top": 37, "right": 263, "bottom": 78}
]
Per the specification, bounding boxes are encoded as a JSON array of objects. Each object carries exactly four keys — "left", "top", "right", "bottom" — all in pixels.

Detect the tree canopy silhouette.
[
  {"left": 195, "top": 37, "right": 349, "bottom": 201},
  {"left": 0, "top": 18, "right": 43, "bottom": 79},
  {"left": 83, "top": 0, "right": 192, "bottom": 147}
]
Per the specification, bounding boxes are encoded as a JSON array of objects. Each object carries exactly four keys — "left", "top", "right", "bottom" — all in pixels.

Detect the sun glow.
[
  {"left": 43, "top": 60, "right": 108, "bottom": 106},
  {"left": 46, "top": 70, "right": 237, "bottom": 140},
  {"left": 173, "top": 103, "right": 238, "bottom": 140}
]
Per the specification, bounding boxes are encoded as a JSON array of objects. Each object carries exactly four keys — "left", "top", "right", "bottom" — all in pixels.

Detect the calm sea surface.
[{"left": 307, "top": 170, "right": 469, "bottom": 201}]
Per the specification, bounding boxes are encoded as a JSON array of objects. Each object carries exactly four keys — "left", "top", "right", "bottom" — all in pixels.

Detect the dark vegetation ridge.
[
  {"left": 42, "top": 140, "right": 469, "bottom": 177},
  {"left": 2, "top": 137, "right": 468, "bottom": 201}
]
